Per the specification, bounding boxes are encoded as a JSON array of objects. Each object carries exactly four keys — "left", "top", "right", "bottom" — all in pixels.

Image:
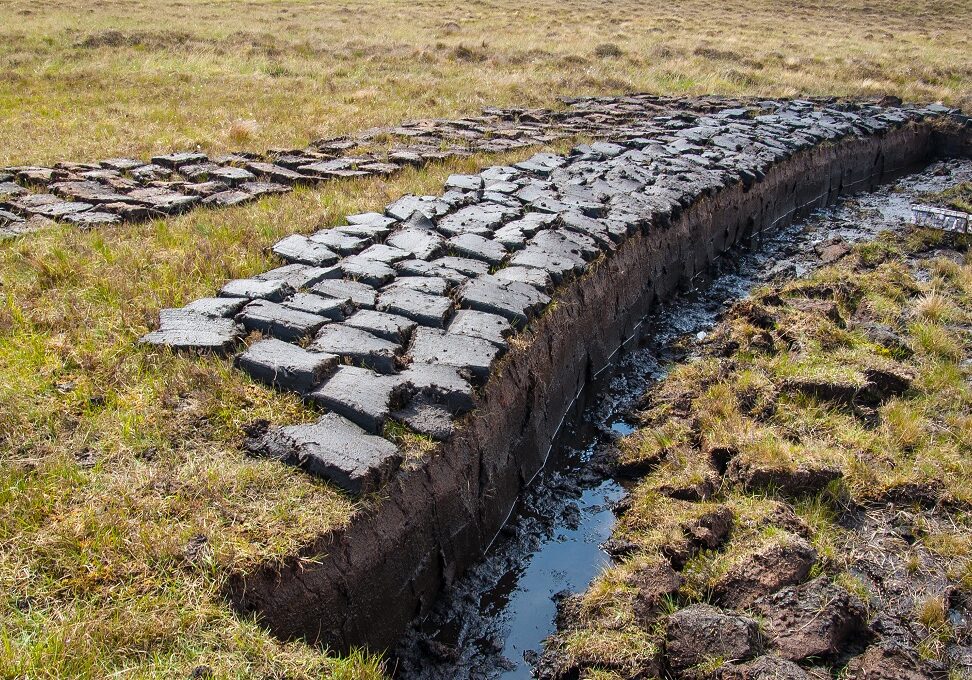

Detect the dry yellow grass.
[
  {"left": 2, "top": 0, "right": 971, "bottom": 676},
  {"left": 2, "top": 0, "right": 970, "bottom": 164}
]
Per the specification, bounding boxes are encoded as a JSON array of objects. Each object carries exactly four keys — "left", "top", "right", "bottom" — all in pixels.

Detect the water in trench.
[{"left": 392, "top": 158, "right": 972, "bottom": 679}]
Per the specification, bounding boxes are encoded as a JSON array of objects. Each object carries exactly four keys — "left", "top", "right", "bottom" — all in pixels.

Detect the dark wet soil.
[{"left": 391, "top": 158, "right": 972, "bottom": 679}]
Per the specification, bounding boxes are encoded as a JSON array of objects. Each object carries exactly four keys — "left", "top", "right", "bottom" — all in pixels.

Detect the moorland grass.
[
  {"left": 1, "top": 0, "right": 971, "bottom": 165},
  {"left": 2, "top": 0, "right": 972, "bottom": 675}
]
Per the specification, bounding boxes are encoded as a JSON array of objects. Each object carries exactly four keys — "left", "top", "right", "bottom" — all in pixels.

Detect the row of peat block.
[
  {"left": 140, "top": 97, "right": 965, "bottom": 497},
  {"left": 0, "top": 94, "right": 707, "bottom": 235}
]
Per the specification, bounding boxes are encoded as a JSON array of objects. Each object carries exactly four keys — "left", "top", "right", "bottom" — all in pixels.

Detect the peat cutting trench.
[
  {"left": 392, "top": 157, "right": 972, "bottom": 678},
  {"left": 137, "top": 98, "right": 972, "bottom": 670}
]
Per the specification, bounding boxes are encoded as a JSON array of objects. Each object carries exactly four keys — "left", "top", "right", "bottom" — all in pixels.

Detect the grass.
[
  {"left": 921, "top": 183, "right": 972, "bottom": 213},
  {"left": 916, "top": 594, "right": 953, "bottom": 661},
  {"left": 558, "top": 628, "right": 660, "bottom": 677},
  {"left": 2, "top": 1, "right": 971, "bottom": 676},
  {"left": 545, "top": 226, "right": 972, "bottom": 675},
  {"left": 2, "top": 0, "right": 971, "bottom": 165},
  {"left": 0, "top": 152, "right": 532, "bottom": 678}
]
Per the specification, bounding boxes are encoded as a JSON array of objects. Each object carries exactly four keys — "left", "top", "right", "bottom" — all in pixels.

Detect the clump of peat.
[{"left": 539, "top": 218, "right": 972, "bottom": 679}]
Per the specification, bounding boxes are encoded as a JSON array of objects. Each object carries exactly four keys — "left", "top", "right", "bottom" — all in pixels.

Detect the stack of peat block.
[{"left": 140, "top": 98, "right": 960, "bottom": 495}]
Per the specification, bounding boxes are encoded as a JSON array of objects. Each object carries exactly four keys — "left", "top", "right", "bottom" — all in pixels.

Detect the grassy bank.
[
  {"left": 544, "top": 219, "right": 972, "bottom": 678},
  {"left": 2, "top": 0, "right": 971, "bottom": 165}
]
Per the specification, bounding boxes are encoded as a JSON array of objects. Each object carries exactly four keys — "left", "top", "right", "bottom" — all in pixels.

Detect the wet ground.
[{"left": 391, "top": 158, "right": 972, "bottom": 679}]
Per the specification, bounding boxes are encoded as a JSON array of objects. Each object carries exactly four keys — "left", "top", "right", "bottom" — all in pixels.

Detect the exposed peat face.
[{"left": 392, "top": 158, "right": 972, "bottom": 679}]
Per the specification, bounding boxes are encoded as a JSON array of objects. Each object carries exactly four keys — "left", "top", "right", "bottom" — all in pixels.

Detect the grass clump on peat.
[{"left": 542, "top": 223, "right": 972, "bottom": 678}]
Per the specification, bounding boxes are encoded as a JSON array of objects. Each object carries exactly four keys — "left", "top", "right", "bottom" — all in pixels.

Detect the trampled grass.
[{"left": 2, "top": 0, "right": 971, "bottom": 164}]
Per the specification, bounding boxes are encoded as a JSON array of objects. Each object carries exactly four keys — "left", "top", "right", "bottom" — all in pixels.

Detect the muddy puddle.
[{"left": 391, "top": 158, "right": 972, "bottom": 679}]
